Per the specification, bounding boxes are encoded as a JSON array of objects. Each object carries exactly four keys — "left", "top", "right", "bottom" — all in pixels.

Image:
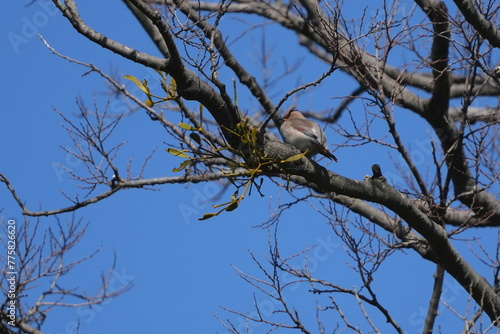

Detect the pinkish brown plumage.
[{"left": 280, "top": 110, "right": 338, "bottom": 162}]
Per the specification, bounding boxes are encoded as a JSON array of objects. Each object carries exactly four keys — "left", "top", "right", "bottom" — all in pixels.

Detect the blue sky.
[{"left": 1, "top": 1, "right": 498, "bottom": 333}]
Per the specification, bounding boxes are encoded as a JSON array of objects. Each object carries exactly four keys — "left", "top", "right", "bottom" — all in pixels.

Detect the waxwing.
[{"left": 280, "top": 110, "right": 338, "bottom": 162}]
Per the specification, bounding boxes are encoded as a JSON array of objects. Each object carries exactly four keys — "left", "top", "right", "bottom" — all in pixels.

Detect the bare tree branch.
[
  {"left": 1, "top": 171, "right": 231, "bottom": 217},
  {"left": 423, "top": 265, "right": 445, "bottom": 334},
  {"left": 52, "top": 0, "right": 167, "bottom": 70},
  {"left": 452, "top": 0, "right": 500, "bottom": 48}
]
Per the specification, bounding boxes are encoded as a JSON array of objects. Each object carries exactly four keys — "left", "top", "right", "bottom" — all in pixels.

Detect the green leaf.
[
  {"left": 154, "top": 69, "right": 166, "bottom": 79},
  {"left": 281, "top": 151, "right": 307, "bottom": 163},
  {"left": 198, "top": 212, "right": 218, "bottom": 221},
  {"left": 178, "top": 122, "right": 198, "bottom": 131},
  {"left": 166, "top": 148, "right": 191, "bottom": 158},
  {"left": 170, "top": 77, "right": 177, "bottom": 91},
  {"left": 145, "top": 98, "right": 154, "bottom": 107},
  {"left": 250, "top": 126, "right": 258, "bottom": 145},
  {"left": 189, "top": 133, "right": 202, "bottom": 145},
  {"left": 172, "top": 159, "right": 190, "bottom": 172},
  {"left": 225, "top": 201, "right": 239, "bottom": 212},
  {"left": 124, "top": 75, "right": 150, "bottom": 95},
  {"left": 142, "top": 79, "right": 151, "bottom": 95}
]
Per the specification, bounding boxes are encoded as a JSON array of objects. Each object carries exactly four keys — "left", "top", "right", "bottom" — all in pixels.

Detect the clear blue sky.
[{"left": 1, "top": 1, "right": 498, "bottom": 333}]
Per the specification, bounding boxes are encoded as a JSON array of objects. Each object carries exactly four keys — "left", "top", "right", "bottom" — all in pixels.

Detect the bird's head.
[{"left": 284, "top": 110, "right": 306, "bottom": 120}]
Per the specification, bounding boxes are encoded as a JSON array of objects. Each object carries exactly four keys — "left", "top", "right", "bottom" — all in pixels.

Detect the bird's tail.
[{"left": 317, "top": 146, "right": 338, "bottom": 162}]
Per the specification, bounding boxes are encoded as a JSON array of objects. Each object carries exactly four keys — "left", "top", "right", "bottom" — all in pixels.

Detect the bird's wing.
[
  {"left": 291, "top": 119, "right": 338, "bottom": 162},
  {"left": 289, "top": 119, "right": 324, "bottom": 145}
]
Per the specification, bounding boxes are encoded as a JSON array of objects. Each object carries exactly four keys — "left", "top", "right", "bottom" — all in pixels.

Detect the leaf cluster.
[
  {"left": 167, "top": 116, "right": 306, "bottom": 220},
  {"left": 124, "top": 71, "right": 177, "bottom": 107}
]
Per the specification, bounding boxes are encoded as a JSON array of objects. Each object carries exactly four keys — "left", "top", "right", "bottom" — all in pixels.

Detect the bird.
[{"left": 280, "top": 110, "right": 338, "bottom": 162}]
